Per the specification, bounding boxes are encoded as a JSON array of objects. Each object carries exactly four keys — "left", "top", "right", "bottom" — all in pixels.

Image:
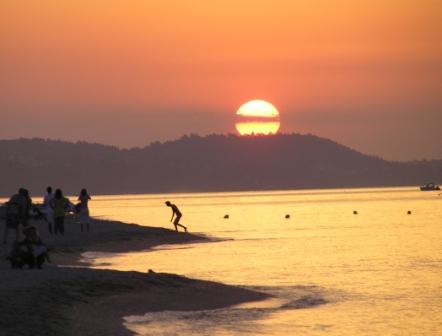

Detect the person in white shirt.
[
  {"left": 78, "top": 188, "right": 91, "bottom": 232},
  {"left": 43, "top": 186, "right": 54, "bottom": 235}
]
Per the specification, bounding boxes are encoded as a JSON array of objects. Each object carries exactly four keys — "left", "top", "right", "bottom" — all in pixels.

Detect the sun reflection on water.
[{"left": 87, "top": 188, "right": 442, "bottom": 335}]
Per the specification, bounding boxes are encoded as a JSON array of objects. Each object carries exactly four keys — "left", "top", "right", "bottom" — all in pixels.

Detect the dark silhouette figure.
[
  {"left": 7, "top": 226, "right": 50, "bottom": 269},
  {"left": 165, "top": 201, "right": 187, "bottom": 232},
  {"left": 43, "top": 186, "right": 54, "bottom": 234},
  {"left": 21, "top": 189, "right": 32, "bottom": 228},
  {"left": 52, "top": 189, "right": 69, "bottom": 235},
  {"left": 3, "top": 188, "right": 26, "bottom": 244},
  {"left": 78, "top": 188, "right": 91, "bottom": 232}
]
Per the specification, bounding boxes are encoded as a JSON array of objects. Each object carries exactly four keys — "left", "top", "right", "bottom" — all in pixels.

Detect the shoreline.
[{"left": 0, "top": 216, "right": 269, "bottom": 336}]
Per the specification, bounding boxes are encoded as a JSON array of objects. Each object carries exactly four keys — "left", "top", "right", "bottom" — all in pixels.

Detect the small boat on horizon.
[{"left": 420, "top": 182, "right": 440, "bottom": 191}]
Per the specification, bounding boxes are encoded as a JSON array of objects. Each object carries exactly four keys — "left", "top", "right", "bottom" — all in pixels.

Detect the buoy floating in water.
[
  {"left": 224, "top": 214, "right": 229, "bottom": 219},
  {"left": 285, "top": 214, "right": 290, "bottom": 219}
]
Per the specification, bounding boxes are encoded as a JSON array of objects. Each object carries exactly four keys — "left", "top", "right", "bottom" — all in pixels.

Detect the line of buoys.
[
  {"left": 351, "top": 210, "right": 413, "bottom": 215},
  {"left": 351, "top": 211, "right": 413, "bottom": 215},
  {"left": 222, "top": 211, "right": 415, "bottom": 219}
]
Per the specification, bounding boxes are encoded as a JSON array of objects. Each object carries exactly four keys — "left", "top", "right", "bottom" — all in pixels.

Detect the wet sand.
[{"left": 0, "top": 216, "right": 268, "bottom": 336}]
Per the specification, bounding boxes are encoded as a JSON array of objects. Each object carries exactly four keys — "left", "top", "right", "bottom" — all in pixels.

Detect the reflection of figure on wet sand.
[{"left": 165, "top": 201, "right": 187, "bottom": 232}]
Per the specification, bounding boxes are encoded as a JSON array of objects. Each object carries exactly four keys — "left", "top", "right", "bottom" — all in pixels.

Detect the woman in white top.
[{"left": 78, "top": 188, "right": 91, "bottom": 232}]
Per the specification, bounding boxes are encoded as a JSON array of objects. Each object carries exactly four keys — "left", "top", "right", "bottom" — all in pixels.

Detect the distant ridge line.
[{"left": 0, "top": 134, "right": 440, "bottom": 196}]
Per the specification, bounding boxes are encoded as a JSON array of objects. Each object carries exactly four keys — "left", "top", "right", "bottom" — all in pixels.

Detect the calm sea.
[{"left": 21, "top": 188, "right": 442, "bottom": 335}]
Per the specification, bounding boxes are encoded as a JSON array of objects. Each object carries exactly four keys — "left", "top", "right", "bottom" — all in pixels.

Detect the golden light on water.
[
  {"left": 87, "top": 188, "right": 442, "bottom": 336},
  {"left": 235, "top": 100, "right": 280, "bottom": 135}
]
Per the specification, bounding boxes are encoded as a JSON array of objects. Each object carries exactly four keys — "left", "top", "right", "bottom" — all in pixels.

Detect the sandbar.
[{"left": 0, "top": 216, "right": 268, "bottom": 336}]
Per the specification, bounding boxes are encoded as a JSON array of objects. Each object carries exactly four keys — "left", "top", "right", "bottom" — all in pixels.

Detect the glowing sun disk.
[
  {"left": 236, "top": 100, "right": 280, "bottom": 118},
  {"left": 235, "top": 122, "right": 280, "bottom": 135},
  {"left": 235, "top": 100, "right": 280, "bottom": 135}
]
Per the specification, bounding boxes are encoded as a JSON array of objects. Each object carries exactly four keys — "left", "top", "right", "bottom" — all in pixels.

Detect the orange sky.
[{"left": 1, "top": 0, "right": 441, "bottom": 160}]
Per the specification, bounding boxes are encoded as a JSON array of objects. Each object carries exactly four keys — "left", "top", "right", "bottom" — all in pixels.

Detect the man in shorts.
[{"left": 165, "top": 201, "right": 187, "bottom": 232}]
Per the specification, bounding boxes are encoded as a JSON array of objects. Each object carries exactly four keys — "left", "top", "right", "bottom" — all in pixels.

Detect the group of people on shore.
[
  {"left": 1, "top": 189, "right": 189, "bottom": 269},
  {"left": 2, "top": 187, "right": 91, "bottom": 269},
  {"left": 42, "top": 187, "right": 91, "bottom": 236},
  {"left": 2, "top": 187, "right": 92, "bottom": 244}
]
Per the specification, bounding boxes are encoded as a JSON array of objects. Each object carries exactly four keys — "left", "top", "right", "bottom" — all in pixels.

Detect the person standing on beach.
[
  {"left": 78, "top": 188, "right": 91, "bottom": 232},
  {"left": 2, "top": 188, "right": 26, "bottom": 244},
  {"left": 165, "top": 201, "right": 187, "bottom": 232},
  {"left": 43, "top": 187, "right": 54, "bottom": 234},
  {"left": 52, "top": 189, "right": 69, "bottom": 236},
  {"left": 21, "top": 189, "right": 32, "bottom": 228}
]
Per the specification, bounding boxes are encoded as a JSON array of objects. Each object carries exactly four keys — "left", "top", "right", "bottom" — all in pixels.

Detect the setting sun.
[{"left": 235, "top": 100, "right": 280, "bottom": 136}]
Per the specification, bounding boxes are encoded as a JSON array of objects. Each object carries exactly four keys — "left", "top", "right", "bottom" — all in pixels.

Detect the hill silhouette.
[{"left": 0, "top": 134, "right": 441, "bottom": 196}]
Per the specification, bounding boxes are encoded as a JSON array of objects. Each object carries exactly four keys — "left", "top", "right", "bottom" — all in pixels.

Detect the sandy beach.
[{"left": 0, "top": 216, "right": 269, "bottom": 336}]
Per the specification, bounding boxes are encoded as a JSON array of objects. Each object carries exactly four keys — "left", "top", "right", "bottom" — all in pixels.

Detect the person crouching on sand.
[
  {"left": 8, "top": 226, "right": 50, "bottom": 269},
  {"left": 165, "top": 201, "right": 187, "bottom": 232}
]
